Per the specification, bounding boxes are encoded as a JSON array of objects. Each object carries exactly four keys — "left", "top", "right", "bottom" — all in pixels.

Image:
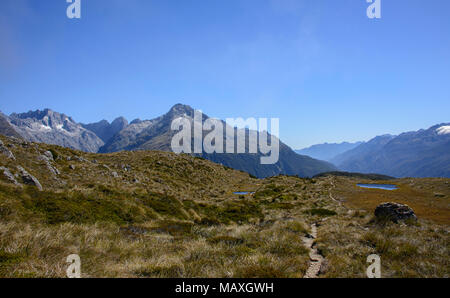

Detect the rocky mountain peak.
[
  {"left": 130, "top": 118, "right": 143, "bottom": 125},
  {"left": 168, "top": 103, "right": 195, "bottom": 118},
  {"left": 7, "top": 109, "right": 104, "bottom": 153},
  {"left": 111, "top": 117, "right": 128, "bottom": 128},
  {"left": 81, "top": 116, "right": 129, "bottom": 144},
  {"left": 10, "top": 109, "right": 75, "bottom": 127}
]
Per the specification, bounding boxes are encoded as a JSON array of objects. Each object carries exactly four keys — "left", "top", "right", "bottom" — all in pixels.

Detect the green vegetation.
[
  {"left": 253, "top": 183, "right": 285, "bottom": 199},
  {"left": 0, "top": 135, "right": 448, "bottom": 278},
  {"left": 304, "top": 208, "right": 337, "bottom": 217},
  {"left": 314, "top": 171, "right": 395, "bottom": 181},
  {"left": 20, "top": 187, "right": 150, "bottom": 225}
]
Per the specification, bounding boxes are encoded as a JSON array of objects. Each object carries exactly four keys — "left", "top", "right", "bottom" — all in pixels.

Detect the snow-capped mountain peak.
[{"left": 436, "top": 125, "right": 450, "bottom": 135}]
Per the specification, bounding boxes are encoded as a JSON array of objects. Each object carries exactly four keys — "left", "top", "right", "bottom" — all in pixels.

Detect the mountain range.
[
  {"left": 329, "top": 125, "right": 450, "bottom": 178},
  {"left": 97, "top": 104, "right": 336, "bottom": 178},
  {"left": 0, "top": 105, "right": 336, "bottom": 178},
  {"left": 5, "top": 109, "right": 104, "bottom": 152},
  {"left": 1, "top": 105, "right": 448, "bottom": 178},
  {"left": 81, "top": 117, "right": 128, "bottom": 143},
  {"left": 295, "top": 142, "right": 363, "bottom": 162}
]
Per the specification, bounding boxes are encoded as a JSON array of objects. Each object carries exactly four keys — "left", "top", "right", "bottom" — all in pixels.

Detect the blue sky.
[{"left": 1, "top": 0, "right": 449, "bottom": 149}]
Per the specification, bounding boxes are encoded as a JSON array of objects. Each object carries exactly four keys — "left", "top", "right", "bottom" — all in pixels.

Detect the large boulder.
[{"left": 375, "top": 202, "right": 417, "bottom": 223}]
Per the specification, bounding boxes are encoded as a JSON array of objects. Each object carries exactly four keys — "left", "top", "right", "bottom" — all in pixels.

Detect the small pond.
[
  {"left": 357, "top": 184, "right": 398, "bottom": 190},
  {"left": 233, "top": 191, "right": 255, "bottom": 195}
]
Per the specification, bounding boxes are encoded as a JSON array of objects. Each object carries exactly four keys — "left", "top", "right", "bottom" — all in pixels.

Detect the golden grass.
[
  {"left": 332, "top": 177, "right": 450, "bottom": 225},
  {"left": 0, "top": 135, "right": 448, "bottom": 278}
]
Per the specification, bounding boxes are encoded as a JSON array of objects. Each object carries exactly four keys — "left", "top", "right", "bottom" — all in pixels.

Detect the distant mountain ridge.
[
  {"left": 6, "top": 109, "right": 104, "bottom": 152},
  {"left": 2, "top": 106, "right": 448, "bottom": 178},
  {"left": 0, "top": 105, "right": 336, "bottom": 178},
  {"left": 82, "top": 117, "right": 128, "bottom": 143},
  {"left": 330, "top": 135, "right": 395, "bottom": 166},
  {"left": 331, "top": 125, "right": 450, "bottom": 178},
  {"left": 99, "top": 104, "right": 337, "bottom": 178},
  {"left": 295, "top": 141, "right": 363, "bottom": 162}
]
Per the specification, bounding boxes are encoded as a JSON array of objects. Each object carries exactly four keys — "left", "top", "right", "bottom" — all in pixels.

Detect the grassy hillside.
[
  {"left": 0, "top": 135, "right": 448, "bottom": 278},
  {"left": 314, "top": 171, "right": 394, "bottom": 181}
]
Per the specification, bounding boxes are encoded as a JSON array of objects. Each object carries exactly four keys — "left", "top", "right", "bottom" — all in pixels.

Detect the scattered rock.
[
  {"left": 0, "top": 166, "right": 21, "bottom": 186},
  {"left": 38, "top": 154, "right": 60, "bottom": 175},
  {"left": 434, "top": 193, "right": 445, "bottom": 198},
  {"left": 20, "top": 141, "right": 30, "bottom": 148},
  {"left": 0, "top": 140, "right": 16, "bottom": 160},
  {"left": 48, "top": 164, "right": 60, "bottom": 175},
  {"left": 43, "top": 150, "right": 54, "bottom": 161},
  {"left": 111, "top": 171, "right": 119, "bottom": 178},
  {"left": 69, "top": 165, "right": 76, "bottom": 170},
  {"left": 17, "top": 166, "right": 43, "bottom": 191},
  {"left": 375, "top": 202, "right": 417, "bottom": 223},
  {"left": 73, "top": 155, "right": 89, "bottom": 163},
  {"left": 132, "top": 178, "right": 140, "bottom": 183},
  {"left": 121, "top": 164, "right": 131, "bottom": 172}
]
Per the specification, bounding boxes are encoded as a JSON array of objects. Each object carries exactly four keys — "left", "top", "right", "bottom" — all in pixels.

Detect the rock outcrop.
[
  {"left": 17, "top": 166, "right": 43, "bottom": 191},
  {"left": 0, "top": 166, "right": 21, "bottom": 186},
  {"left": 38, "top": 153, "right": 60, "bottom": 176},
  {"left": 375, "top": 202, "right": 417, "bottom": 223}
]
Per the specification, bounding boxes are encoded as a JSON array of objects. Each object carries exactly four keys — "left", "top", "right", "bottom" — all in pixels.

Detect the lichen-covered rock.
[
  {"left": 375, "top": 202, "right": 417, "bottom": 223},
  {"left": 17, "top": 166, "right": 43, "bottom": 191}
]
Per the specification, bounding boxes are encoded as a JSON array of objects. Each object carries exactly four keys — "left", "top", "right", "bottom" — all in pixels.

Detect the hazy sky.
[{"left": 1, "top": 0, "right": 449, "bottom": 148}]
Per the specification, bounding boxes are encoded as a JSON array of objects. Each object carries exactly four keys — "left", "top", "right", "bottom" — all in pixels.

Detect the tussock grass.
[
  {"left": 317, "top": 214, "right": 449, "bottom": 278},
  {"left": 0, "top": 135, "right": 448, "bottom": 278}
]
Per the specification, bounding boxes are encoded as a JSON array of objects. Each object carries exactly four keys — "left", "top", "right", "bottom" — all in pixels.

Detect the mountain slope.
[
  {"left": 82, "top": 117, "right": 128, "bottom": 143},
  {"left": 100, "top": 104, "right": 336, "bottom": 178},
  {"left": 332, "top": 124, "right": 450, "bottom": 178},
  {"left": 0, "top": 112, "right": 22, "bottom": 139},
  {"left": 295, "top": 142, "right": 362, "bottom": 162},
  {"left": 330, "top": 135, "right": 395, "bottom": 168},
  {"left": 7, "top": 109, "right": 104, "bottom": 152}
]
